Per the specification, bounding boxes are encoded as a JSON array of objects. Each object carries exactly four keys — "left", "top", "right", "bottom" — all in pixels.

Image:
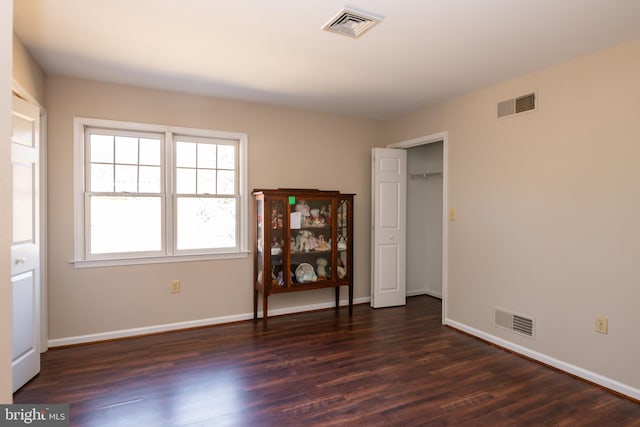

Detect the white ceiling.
[{"left": 13, "top": 0, "right": 640, "bottom": 120}]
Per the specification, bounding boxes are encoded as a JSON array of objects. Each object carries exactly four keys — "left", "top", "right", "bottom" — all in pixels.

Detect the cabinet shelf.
[{"left": 253, "top": 188, "right": 355, "bottom": 329}]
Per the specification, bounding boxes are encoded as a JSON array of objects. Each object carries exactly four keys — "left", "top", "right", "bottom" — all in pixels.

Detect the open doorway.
[
  {"left": 406, "top": 141, "right": 443, "bottom": 299},
  {"left": 387, "top": 132, "right": 448, "bottom": 323}
]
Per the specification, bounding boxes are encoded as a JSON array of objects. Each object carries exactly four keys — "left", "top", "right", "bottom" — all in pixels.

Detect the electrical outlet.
[
  {"left": 171, "top": 280, "right": 181, "bottom": 294},
  {"left": 595, "top": 316, "right": 608, "bottom": 334}
]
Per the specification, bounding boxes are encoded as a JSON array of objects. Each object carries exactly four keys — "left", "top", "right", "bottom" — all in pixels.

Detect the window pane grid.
[
  {"left": 88, "top": 131, "right": 163, "bottom": 194},
  {"left": 175, "top": 140, "right": 237, "bottom": 196},
  {"left": 79, "top": 121, "right": 245, "bottom": 261}
]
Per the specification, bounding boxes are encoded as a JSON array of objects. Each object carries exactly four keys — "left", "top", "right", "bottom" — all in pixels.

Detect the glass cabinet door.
[
  {"left": 255, "top": 198, "right": 264, "bottom": 285},
  {"left": 289, "top": 198, "right": 332, "bottom": 284},
  {"left": 269, "top": 199, "right": 285, "bottom": 287},
  {"left": 336, "top": 198, "right": 350, "bottom": 281}
]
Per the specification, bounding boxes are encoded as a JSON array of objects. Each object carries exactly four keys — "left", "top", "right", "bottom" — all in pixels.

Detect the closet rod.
[{"left": 409, "top": 172, "right": 442, "bottom": 179}]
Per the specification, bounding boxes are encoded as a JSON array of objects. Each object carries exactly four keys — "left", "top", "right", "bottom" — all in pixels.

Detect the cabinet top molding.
[{"left": 253, "top": 188, "right": 355, "bottom": 196}]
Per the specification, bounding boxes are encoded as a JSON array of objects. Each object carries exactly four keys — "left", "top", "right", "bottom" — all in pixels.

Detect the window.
[{"left": 73, "top": 118, "right": 248, "bottom": 267}]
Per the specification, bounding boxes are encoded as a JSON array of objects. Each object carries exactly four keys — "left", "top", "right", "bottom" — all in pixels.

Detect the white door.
[
  {"left": 11, "top": 94, "right": 40, "bottom": 392},
  {"left": 371, "top": 148, "right": 406, "bottom": 308}
]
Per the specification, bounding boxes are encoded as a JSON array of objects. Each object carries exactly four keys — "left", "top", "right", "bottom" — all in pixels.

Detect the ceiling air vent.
[
  {"left": 322, "top": 8, "right": 382, "bottom": 38},
  {"left": 497, "top": 92, "right": 536, "bottom": 118},
  {"left": 495, "top": 308, "right": 535, "bottom": 338}
]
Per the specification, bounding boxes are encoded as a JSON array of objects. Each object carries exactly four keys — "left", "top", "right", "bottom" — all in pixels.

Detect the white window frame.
[{"left": 72, "top": 117, "right": 249, "bottom": 268}]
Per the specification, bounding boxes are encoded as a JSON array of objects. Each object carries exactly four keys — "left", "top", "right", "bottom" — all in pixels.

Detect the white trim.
[
  {"left": 388, "top": 131, "right": 448, "bottom": 149},
  {"left": 11, "top": 80, "right": 42, "bottom": 108},
  {"left": 238, "top": 132, "right": 249, "bottom": 253},
  {"left": 74, "top": 117, "right": 249, "bottom": 140},
  {"left": 446, "top": 318, "right": 640, "bottom": 401},
  {"left": 70, "top": 250, "right": 250, "bottom": 268},
  {"left": 48, "top": 297, "right": 370, "bottom": 347},
  {"left": 165, "top": 131, "right": 175, "bottom": 254},
  {"left": 39, "top": 111, "right": 48, "bottom": 353},
  {"left": 73, "top": 117, "right": 85, "bottom": 261},
  {"left": 387, "top": 131, "right": 449, "bottom": 324}
]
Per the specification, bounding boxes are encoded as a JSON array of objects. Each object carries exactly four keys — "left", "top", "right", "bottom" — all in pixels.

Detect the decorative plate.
[{"left": 295, "top": 263, "right": 317, "bottom": 283}]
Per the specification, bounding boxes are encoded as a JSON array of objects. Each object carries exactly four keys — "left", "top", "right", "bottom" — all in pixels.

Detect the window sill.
[{"left": 71, "top": 251, "right": 251, "bottom": 268}]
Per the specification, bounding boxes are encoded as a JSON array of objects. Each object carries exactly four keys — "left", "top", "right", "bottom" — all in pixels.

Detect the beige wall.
[
  {"left": 17, "top": 27, "right": 639, "bottom": 397},
  {"left": 385, "top": 40, "right": 640, "bottom": 390},
  {"left": 13, "top": 33, "right": 45, "bottom": 105},
  {"left": 1, "top": 0, "right": 14, "bottom": 404},
  {"left": 45, "top": 75, "right": 382, "bottom": 340}
]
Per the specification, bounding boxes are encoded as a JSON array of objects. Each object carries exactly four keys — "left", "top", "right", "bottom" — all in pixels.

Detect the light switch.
[{"left": 449, "top": 208, "right": 457, "bottom": 221}]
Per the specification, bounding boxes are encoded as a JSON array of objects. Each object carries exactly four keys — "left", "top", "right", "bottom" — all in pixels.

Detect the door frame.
[{"left": 387, "top": 131, "right": 448, "bottom": 324}]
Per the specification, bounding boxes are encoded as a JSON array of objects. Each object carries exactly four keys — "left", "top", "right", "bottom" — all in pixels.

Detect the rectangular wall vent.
[
  {"left": 497, "top": 92, "right": 536, "bottom": 118},
  {"left": 515, "top": 93, "right": 535, "bottom": 113},
  {"left": 494, "top": 308, "right": 535, "bottom": 338}
]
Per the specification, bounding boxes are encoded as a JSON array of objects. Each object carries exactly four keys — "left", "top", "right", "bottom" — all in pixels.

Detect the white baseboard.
[
  {"left": 446, "top": 318, "right": 640, "bottom": 401},
  {"left": 48, "top": 297, "right": 370, "bottom": 348}
]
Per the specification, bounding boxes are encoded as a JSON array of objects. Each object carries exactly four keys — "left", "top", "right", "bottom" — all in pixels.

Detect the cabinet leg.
[
  {"left": 262, "top": 294, "right": 268, "bottom": 330},
  {"left": 349, "top": 284, "right": 353, "bottom": 315},
  {"left": 253, "top": 289, "right": 258, "bottom": 322},
  {"left": 335, "top": 287, "right": 340, "bottom": 310}
]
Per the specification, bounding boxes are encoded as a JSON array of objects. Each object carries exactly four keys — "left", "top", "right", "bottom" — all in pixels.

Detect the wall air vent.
[
  {"left": 497, "top": 92, "right": 536, "bottom": 118},
  {"left": 322, "top": 7, "right": 382, "bottom": 38},
  {"left": 495, "top": 308, "right": 535, "bottom": 338}
]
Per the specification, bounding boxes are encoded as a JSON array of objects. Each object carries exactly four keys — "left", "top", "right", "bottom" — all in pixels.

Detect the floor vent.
[
  {"left": 497, "top": 92, "right": 536, "bottom": 118},
  {"left": 321, "top": 8, "right": 382, "bottom": 38},
  {"left": 495, "top": 308, "right": 535, "bottom": 338}
]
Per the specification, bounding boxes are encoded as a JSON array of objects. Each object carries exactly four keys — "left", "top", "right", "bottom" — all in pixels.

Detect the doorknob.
[{"left": 14, "top": 257, "right": 26, "bottom": 265}]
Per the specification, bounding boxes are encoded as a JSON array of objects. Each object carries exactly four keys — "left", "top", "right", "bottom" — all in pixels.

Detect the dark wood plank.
[{"left": 14, "top": 296, "right": 640, "bottom": 426}]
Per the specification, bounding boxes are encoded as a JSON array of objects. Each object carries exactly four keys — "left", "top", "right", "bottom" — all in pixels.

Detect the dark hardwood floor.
[{"left": 14, "top": 296, "right": 639, "bottom": 426}]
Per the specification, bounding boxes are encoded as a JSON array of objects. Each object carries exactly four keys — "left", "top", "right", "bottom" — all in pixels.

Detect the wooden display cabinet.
[{"left": 253, "top": 188, "right": 355, "bottom": 328}]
